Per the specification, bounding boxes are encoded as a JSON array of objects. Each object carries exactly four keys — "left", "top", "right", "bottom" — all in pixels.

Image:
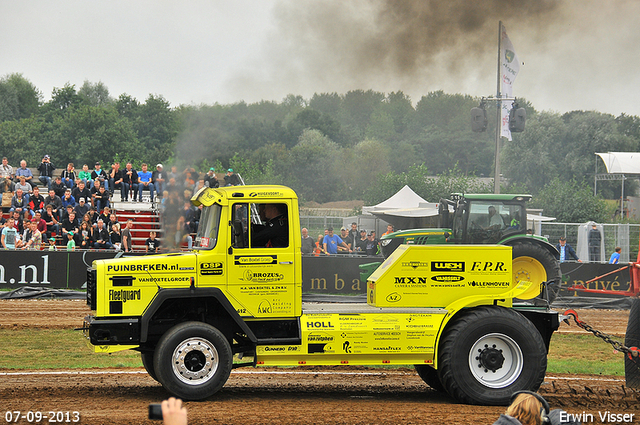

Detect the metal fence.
[{"left": 539, "top": 222, "right": 639, "bottom": 263}]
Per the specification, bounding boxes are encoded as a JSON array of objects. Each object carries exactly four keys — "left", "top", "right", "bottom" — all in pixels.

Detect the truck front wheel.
[
  {"left": 154, "top": 321, "right": 232, "bottom": 400},
  {"left": 437, "top": 306, "right": 547, "bottom": 405}
]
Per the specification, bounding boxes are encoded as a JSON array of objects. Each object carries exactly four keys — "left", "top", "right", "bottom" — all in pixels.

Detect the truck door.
[{"left": 226, "top": 201, "right": 297, "bottom": 318}]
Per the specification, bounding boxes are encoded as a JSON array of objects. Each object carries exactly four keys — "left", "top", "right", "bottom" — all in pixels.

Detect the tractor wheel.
[
  {"left": 141, "top": 351, "right": 158, "bottom": 382},
  {"left": 437, "top": 306, "right": 547, "bottom": 405},
  {"left": 414, "top": 365, "right": 445, "bottom": 392},
  {"left": 154, "top": 321, "right": 232, "bottom": 400},
  {"left": 510, "top": 242, "right": 561, "bottom": 304}
]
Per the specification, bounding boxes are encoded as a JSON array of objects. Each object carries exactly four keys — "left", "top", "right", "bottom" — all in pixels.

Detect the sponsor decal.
[
  {"left": 402, "top": 261, "right": 428, "bottom": 269},
  {"left": 257, "top": 300, "right": 272, "bottom": 314},
  {"left": 470, "top": 261, "right": 508, "bottom": 272},
  {"left": 241, "top": 269, "right": 284, "bottom": 282},
  {"left": 200, "top": 262, "right": 223, "bottom": 276},
  {"left": 386, "top": 292, "right": 401, "bottom": 303},
  {"left": 431, "top": 275, "right": 464, "bottom": 282},
  {"left": 248, "top": 191, "right": 284, "bottom": 198},
  {"left": 308, "top": 333, "right": 334, "bottom": 342},
  {"left": 431, "top": 261, "right": 465, "bottom": 272},
  {"left": 306, "top": 321, "right": 334, "bottom": 329},
  {"left": 468, "top": 281, "right": 510, "bottom": 287},
  {"left": 137, "top": 277, "right": 190, "bottom": 283},
  {"left": 109, "top": 289, "right": 141, "bottom": 302},
  {"left": 234, "top": 255, "right": 277, "bottom": 265},
  {"left": 107, "top": 263, "right": 178, "bottom": 272},
  {"left": 373, "top": 346, "right": 401, "bottom": 351},
  {"left": 394, "top": 277, "right": 428, "bottom": 284}
]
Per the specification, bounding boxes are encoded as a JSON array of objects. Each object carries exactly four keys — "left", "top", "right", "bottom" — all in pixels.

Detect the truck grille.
[{"left": 87, "top": 268, "right": 97, "bottom": 310}]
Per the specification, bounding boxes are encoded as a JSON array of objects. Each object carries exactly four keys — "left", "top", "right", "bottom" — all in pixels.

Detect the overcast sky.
[{"left": 2, "top": 0, "right": 639, "bottom": 116}]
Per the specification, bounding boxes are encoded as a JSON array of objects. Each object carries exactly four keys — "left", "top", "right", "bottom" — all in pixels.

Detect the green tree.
[
  {"left": 0, "top": 73, "right": 41, "bottom": 121},
  {"left": 530, "top": 178, "right": 608, "bottom": 223},
  {"left": 79, "top": 80, "right": 113, "bottom": 107}
]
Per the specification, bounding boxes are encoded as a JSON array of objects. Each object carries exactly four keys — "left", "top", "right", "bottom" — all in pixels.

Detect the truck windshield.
[{"left": 194, "top": 204, "right": 221, "bottom": 249}]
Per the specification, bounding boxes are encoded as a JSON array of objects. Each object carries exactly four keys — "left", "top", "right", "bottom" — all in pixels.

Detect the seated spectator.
[
  {"left": 203, "top": 167, "right": 219, "bottom": 188},
  {"left": 138, "top": 163, "right": 156, "bottom": 203},
  {"left": 121, "top": 162, "right": 139, "bottom": 201},
  {"left": 94, "top": 185, "right": 110, "bottom": 212},
  {"left": 60, "top": 210, "right": 79, "bottom": 238},
  {"left": 0, "top": 157, "right": 15, "bottom": 192},
  {"left": 78, "top": 221, "right": 94, "bottom": 250},
  {"left": 61, "top": 204, "right": 74, "bottom": 222},
  {"left": 182, "top": 201, "right": 196, "bottom": 233},
  {"left": 71, "top": 180, "right": 91, "bottom": 204},
  {"left": 21, "top": 220, "right": 42, "bottom": 250},
  {"left": 37, "top": 155, "right": 55, "bottom": 189},
  {"left": 61, "top": 188, "right": 76, "bottom": 210},
  {"left": 87, "top": 207, "right": 98, "bottom": 227},
  {"left": 10, "top": 188, "right": 29, "bottom": 219},
  {"left": 51, "top": 176, "right": 66, "bottom": 198},
  {"left": 90, "top": 180, "right": 103, "bottom": 208},
  {"left": 98, "top": 206, "right": 112, "bottom": 226},
  {"left": 74, "top": 197, "right": 89, "bottom": 219},
  {"left": 175, "top": 216, "right": 193, "bottom": 249},
  {"left": 93, "top": 219, "right": 112, "bottom": 249},
  {"left": 1, "top": 217, "right": 19, "bottom": 249},
  {"left": 27, "top": 186, "right": 45, "bottom": 217},
  {"left": 42, "top": 204, "right": 59, "bottom": 238},
  {"left": 109, "top": 162, "right": 123, "bottom": 197},
  {"left": 90, "top": 162, "right": 109, "bottom": 191},
  {"left": 152, "top": 164, "right": 166, "bottom": 197},
  {"left": 44, "top": 189, "right": 63, "bottom": 220},
  {"left": 224, "top": 168, "right": 241, "bottom": 186},
  {"left": 145, "top": 231, "right": 161, "bottom": 253},
  {"left": 110, "top": 222, "right": 122, "bottom": 250},
  {"left": 15, "top": 175, "right": 32, "bottom": 194},
  {"left": 61, "top": 162, "right": 76, "bottom": 189},
  {"left": 107, "top": 213, "right": 119, "bottom": 233},
  {"left": 14, "top": 160, "right": 34, "bottom": 186},
  {"left": 78, "top": 164, "right": 92, "bottom": 185}
]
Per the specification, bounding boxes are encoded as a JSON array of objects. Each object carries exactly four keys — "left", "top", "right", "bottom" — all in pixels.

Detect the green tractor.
[{"left": 368, "top": 193, "right": 561, "bottom": 303}]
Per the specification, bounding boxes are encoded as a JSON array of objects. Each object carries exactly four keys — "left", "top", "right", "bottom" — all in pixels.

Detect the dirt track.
[{"left": 0, "top": 300, "right": 639, "bottom": 425}]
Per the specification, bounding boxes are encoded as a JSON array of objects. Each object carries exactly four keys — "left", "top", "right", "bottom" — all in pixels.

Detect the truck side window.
[
  {"left": 232, "top": 203, "right": 248, "bottom": 249},
  {"left": 250, "top": 203, "right": 289, "bottom": 248}
]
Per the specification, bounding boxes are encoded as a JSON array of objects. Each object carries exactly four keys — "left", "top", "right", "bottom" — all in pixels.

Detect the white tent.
[
  {"left": 596, "top": 152, "right": 640, "bottom": 174},
  {"left": 362, "top": 185, "right": 439, "bottom": 229},
  {"left": 362, "top": 185, "right": 434, "bottom": 215}
]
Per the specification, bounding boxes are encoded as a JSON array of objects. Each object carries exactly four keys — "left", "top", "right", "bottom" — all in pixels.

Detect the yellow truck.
[{"left": 83, "top": 185, "right": 561, "bottom": 405}]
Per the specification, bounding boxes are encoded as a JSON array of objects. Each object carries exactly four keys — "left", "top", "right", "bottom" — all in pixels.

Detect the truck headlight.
[{"left": 380, "top": 239, "right": 392, "bottom": 247}]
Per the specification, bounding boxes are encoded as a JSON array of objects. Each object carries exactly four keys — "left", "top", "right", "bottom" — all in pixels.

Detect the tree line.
[{"left": 2, "top": 73, "right": 639, "bottom": 223}]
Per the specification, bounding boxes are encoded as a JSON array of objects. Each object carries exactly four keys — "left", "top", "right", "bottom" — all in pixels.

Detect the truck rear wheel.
[
  {"left": 510, "top": 242, "right": 561, "bottom": 304},
  {"left": 141, "top": 351, "right": 158, "bottom": 382},
  {"left": 437, "top": 306, "right": 547, "bottom": 405},
  {"left": 414, "top": 365, "right": 445, "bottom": 392},
  {"left": 154, "top": 321, "right": 232, "bottom": 400}
]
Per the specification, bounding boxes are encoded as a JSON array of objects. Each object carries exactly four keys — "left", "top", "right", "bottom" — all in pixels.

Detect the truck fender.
[{"left": 139, "top": 287, "right": 257, "bottom": 344}]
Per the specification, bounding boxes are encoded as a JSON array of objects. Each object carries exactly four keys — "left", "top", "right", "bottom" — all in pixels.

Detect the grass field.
[{"left": 0, "top": 329, "right": 625, "bottom": 376}]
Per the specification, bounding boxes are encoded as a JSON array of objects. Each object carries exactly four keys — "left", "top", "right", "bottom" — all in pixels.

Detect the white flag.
[{"left": 500, "top": 24, "right": 520, "bottom": 140}]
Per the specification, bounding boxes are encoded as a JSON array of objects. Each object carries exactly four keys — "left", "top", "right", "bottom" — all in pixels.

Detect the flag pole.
[{"left": 494, "top": 21, "right": 502, "bottom": 194}]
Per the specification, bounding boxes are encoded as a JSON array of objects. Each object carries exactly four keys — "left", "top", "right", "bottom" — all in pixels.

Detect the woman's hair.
[{"left": 505, "top": 393, "right": 543, "bottom": 425}]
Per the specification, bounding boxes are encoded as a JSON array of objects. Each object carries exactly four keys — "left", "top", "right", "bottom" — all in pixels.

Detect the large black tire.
[
  {"left": 437, "top": 306, "right": 547, "bottom": 405},
  {"left": 625, "top": 298, "right": 640, "bottom": 388},
  {"left": 510, "top": 242, "right": 561, "bottom": 304},
  {"left": 141, "top": 351, "right": 158, "bottom": 382},
  {"left": 154, "top": 321, "right": 233, "bottom": 400},
  {"left": 414, "top": 365, "right": 445, "bottom": 392}
]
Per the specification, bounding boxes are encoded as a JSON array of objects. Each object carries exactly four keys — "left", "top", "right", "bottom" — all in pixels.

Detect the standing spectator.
[
  {"left": 204, "top": 168, "right": 219, "bottom": 188},
  {"left": 356, "top": 229, "right": 368, "bottom": 253},
  {"left": 51, "top": 176, "right": 66, "bottom": 198},
  {"left": 71, "top": 181, "right": 91, "bottom": 205},
  {"left": 314, "top": 234, "right": 325, "bottom": 255},
  {"left": 37, "top": 155, "right": 55, "bottom": 189},
  {"left": 61, "top": 163, "right": 76, "bottom": 189},
  {"left": 47, "top": 236, "right": 57, "bottom": 251},
  {"left": 91, "top": 162, "right": 109, "bottom": 191},
  {"left": 322, "top": 227, "right": 349, "bottom": 255},
  {"left": 27, "top": 186, "right": 45, "bottom": 217},
  {"left": 556, "top": 237, "right": 581, "bottom": 263},
  {"left": 44, "top": 189, "right": 63, "bottom": 220},
  {"left": 32, "top": 211, "right": 47, "bottom": 235},
  {"left": 145, "top": 231, "right": 161, "bottom": 253},
  {"left": 121, "top": 162, "right": 139, "bottom": 202},
  {"left": 588, "top": 223, "right": 602, "bottom": 262},
  {"left": 78, "top": 164, "right": 92, "bottom": 185},
  {"left": 66, "top": 232, "right": 76, "bottom": 251},
  {"left": 93, "top": 219, "right": 112, "bottom": 249},
  {"left": 109, "top": 162, "right": 123, "bottom": 197},
  {"left": 365, "top": 231, "right": 380, "bottom": 256},
  {"left": 0, "top": 157, "right": 14, "bottom": 192},
  {"left": 152, "top": 164, "right": 166, "bottom": 196},
  {"left": 338, "top": 227, "right": 352, "bottom": 253},
  {"left": 301, "top": 227, "right": 315, "bottom": 254},
  {"left": 381, "top": 224, "right": 395, "bottom": 237},
  {"left": 22, "top": 220, "right": 42, "bottom": 250},
  {"left": 15, "top": 176, "right": 32, "bottom": 194},
  {"left": 224, "top": 168, "right": 241, "bottom": 186},
  {"left": 348, "top": 222, "right": 359, "bottom": 245},
  {"left": 609, "top": 247, "right": 622, "bottom": 264},
  {"left": 1, "top": 217, "right": 19, "bottom": 249},
  {"left": 10, "top": 188, "right": 28, "bottom": 219},
  {"left": 122, "top": 219, "right": 133, "bottom": 252},
  {"left": 14, "top": 160, "right": 34, "bottom": 186},
  {"left": 138, "top": 163, "right": 156, "bottom": 203}
]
